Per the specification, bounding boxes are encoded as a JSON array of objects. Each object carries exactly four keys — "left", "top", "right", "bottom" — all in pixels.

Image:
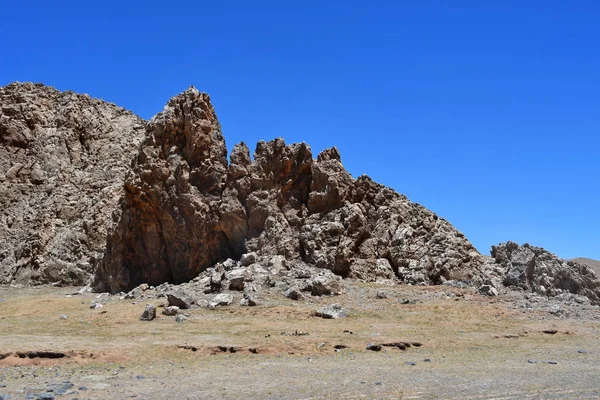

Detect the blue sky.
[{"left": 2, "top": 1, "right": 599, "bottom": 259}]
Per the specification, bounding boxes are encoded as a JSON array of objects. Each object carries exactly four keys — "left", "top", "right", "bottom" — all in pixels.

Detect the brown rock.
[{"left": 0, "top": 82, "right": 145, "bottom": 285}]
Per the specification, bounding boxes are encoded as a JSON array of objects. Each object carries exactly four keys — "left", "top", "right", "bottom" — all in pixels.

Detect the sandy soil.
[{"left": 0, "top": 283, "right": 599, "bottom": 399}]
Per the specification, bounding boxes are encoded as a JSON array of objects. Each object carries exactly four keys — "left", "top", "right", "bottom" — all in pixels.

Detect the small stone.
[
  {"left": 209, "top": 293, "right": 233, "bottom": 308},
  {"left": 90, "top": 303, "right": 103, "bottom": 309},
  {"left": 478, "top": 284, "right": 498, "bottom": 297},
  {"left": 542, "top": 329, "right": 558, "bottom": 335},
  {"left": 240, "top": 292, "right": 258, "bottom": 307},
  {"left": 366, "top": 343, "right": 382, "bottom": 351},
  {"left": 284, "top": 286, "right": 304, "bottom": 301},
  {"left": 140, "top": 304, "right": 157, "bottom": 321},
  {"left": 60, "top": 315, "right": 68, "bottom": 320},
  {"left": 175, "top": 314, "right": 188, "bottom": 323},
  {"left": 547, "top": 361, "right": 558, "bottom": 365},
  {"left": 167, "top": 291, "right": 194, "bottom": 309},
  {"left": 162, "top": 306, "right": 179, "bottom": 316},
  {"left": 135, "top": 375, "right": 146, "bottom": 380},
  {"left": 240, "top": 252, "right": 257, "bottom": 267},
  {"left": 404, "top": 361, "right": 417, "bottom": 366},
  {"left": 528, "top": 359, "right": 537, "bottom": 364},
  {"left": 376, "top": 291, "right": 387, "bottom": 299},
  {"left": 578, "top": 349, "right": 587, "bottom": 354},
  {"left": 315, "top": 303, "right": 348, "bottom": 319},
  {"left": 424, "top": 358, "right": 431, "bottom": 362}
]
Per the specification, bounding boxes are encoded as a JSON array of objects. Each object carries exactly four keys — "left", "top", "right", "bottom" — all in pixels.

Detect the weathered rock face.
[
  {"left": 94, "top": 87, "right": 486, "bottom": 293},
  {"left": 93, "top": 88, "right": 230, "bottom": 292},
  {"left": 0, "top": 82, "right": 145, "bottom": 285},
  {"left": 492, "top": 242, "right": 600, "bottom": 305}
]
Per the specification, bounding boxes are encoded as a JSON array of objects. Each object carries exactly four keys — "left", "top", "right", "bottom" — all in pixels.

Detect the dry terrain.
[{"left": 1, "top": 283, "right": 599, "bottom": 399}]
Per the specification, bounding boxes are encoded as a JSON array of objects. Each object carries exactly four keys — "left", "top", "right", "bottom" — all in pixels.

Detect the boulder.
[
  {"left": 162, "top": 306, "right": 179, "bottom": 316},
  {"left": 209, "top": 293, "right": 233, "bottom": 308},
  {"left": 140, "top": 304, "right": 156, "bottom": 321},
  {"left": 167, "top": 291, "right": 194, "bottom": 309},
  {"left": 315, "top": 303, "right": 349, "bottom": 319}
]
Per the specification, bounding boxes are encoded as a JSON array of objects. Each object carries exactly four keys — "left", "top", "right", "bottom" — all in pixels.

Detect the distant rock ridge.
[{"left": 2, "top": 83, "right": 599, "bottom": 305}]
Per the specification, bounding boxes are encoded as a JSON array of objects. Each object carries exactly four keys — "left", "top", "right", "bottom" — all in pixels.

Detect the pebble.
[
  {"left": 547, "top": 361, "right": 558, "bottom": 365},
  {"left": 528, "top": 360, "right": 537, "bottom": 364},
  {"left": 175, "top": 314, "right": 188, "bottom": 323},
  {"left": 424, "top": 358, "right": 431, "bottom": 362},
  {"left": 578, "top": 349, "right": 587, "bottom": 354},
  {"left": 404, "top": 361, "right": 417, "bottom": 366},
  {"left": 366, "top": 343, "right": 382, "bottom": 351}
]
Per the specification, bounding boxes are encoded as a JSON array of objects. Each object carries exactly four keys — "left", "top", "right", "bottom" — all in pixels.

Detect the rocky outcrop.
[
  {"left": 570, "top": 257, "right": 600, "bottom": 277},
  {"left": 0, "top": 82, "right": 145, "bottom": 285},
  {"left": 492, "top": 242, "right": 600, "bottom": 305},
  {"left": 94, "top": 87, "right": 486, "bottom": 293},
  {"left": 5, "top": 83, "right": 599, "bottom": 306},
  {"left": 93, "top": 88, "right": 231, "bottom": 292}
]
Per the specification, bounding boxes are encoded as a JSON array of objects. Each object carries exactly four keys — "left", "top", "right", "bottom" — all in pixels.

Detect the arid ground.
[{"left": 1, "top": 283, "right": 599, "bottom": 399}]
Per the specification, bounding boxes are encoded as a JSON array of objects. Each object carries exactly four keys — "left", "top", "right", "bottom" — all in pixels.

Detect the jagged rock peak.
[
  {"left": 0, "top": 82, "right": 146, "bottom": 285},
  {"left": 93, "top": 87, "right": 486, "bottom": 293}
]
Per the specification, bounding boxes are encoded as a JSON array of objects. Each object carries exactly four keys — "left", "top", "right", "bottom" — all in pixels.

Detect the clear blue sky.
[{"left": 2, "top": 1, "right": 599, "bottom": 259}]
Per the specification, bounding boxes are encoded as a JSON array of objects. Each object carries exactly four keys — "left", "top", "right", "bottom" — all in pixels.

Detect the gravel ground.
[{"left": 0, "top": 283, "right": 599, "bottom": 399}]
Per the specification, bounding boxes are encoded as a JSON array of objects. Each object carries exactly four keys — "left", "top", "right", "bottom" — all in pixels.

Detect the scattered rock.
[
  {"left": 366, "top": 343, "right": 382, "bottom": 351},
  {"left": 175, "top": 314, "right": 188, "bottom": 323},
  {"left": 382, "top": 342, "right": 408, "bottom": 350},
  {"left": 478, "top": 284, "right": 499, "bottom": 297},
  {"left": 284, "top": 286, "right": 305, "bottom": 301},
  {"left": 543, "top": 329, "right": 558, "bottom": 335},
  {"left": 162, "top": 306, "right": 179, "bottom": 316},
  {"left": 376, "top": 291, "right": 388, "bottom": 299},
  {"left": 281, "top": 330, "right": 309, "bottom": 336},
  {"left": 209, "top": 293, "right": 233, "bottom": 308},
  {"left": 90, "top": 303, "right": 103, "bottom": 309},
  {"left": 404, "top": 361, "right": 417, "bottom": 366},
  {"left": 167, "top": 291, "right": 194, "bottom": 309},
  {"left": 140, "top": 304, "right": 156, "bottom": 321},
  {"left": 315, "top": 303, "right": 348, "bottom": 319}
]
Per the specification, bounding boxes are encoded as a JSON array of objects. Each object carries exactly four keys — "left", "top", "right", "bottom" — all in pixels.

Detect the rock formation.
[
  {"left": 492, "top": 242, "right": 600, "bottom": 304},
  {"left": 0, "top": 82, "right": 145, "bottom": 285},
  {"left": 93, "top": 87, "right": 486, "bottom": 293},
  {"left": 3, "top": 82, "right": 599, "bottom": 306}
]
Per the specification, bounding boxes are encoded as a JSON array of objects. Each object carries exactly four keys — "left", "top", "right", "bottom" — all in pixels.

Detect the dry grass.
[{"left": 0, "top": 283, "right": 599, "bottom": 398}]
